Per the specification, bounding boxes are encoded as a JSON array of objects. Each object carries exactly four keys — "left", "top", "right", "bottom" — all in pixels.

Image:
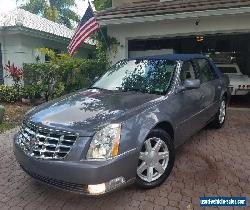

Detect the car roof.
[
  {"left": 216, "top": 63, "right": 238, "bottom": 66},
  {"left": 130, "top": 54, "right": 207, "bottom": 61}
]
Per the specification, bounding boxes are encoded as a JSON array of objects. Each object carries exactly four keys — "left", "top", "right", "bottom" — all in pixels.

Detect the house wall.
[
  {"left": 107, "top": 13, "right": 250, "bottom": 64},
  {"left": 0, "top": 33, "right": 24, "bottom": 85},
  {"left": 0, "top": 32, "right": 94, "bottom": 85}
]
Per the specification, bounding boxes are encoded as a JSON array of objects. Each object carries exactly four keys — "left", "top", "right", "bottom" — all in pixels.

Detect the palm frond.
[{"left": 20, "top": 0, "right": 47, "bottom": 15}]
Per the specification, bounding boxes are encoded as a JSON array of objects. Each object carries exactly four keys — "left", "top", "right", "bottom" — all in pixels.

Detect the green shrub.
[
  {"left": 23, "top": 49, "right": 108, "bottom": 101},
  {"left": 0, "top": 85, "right": 19, "bottom": 102},
  {"left": 21, "top": 84, "right": 44, "bottom": 100}
]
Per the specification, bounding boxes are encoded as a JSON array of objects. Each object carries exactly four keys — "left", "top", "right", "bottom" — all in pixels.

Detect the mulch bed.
[{"left": 0, "top": 103, "right": 32, "bottom": 133}]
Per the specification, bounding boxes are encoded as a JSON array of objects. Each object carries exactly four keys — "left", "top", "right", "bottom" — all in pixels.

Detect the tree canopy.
[
  {"left": 19, "top": 0, "right": 80, "bottom": 29},
  {"left": 92, "top": 0, "right": 112, "bottom": 11}
]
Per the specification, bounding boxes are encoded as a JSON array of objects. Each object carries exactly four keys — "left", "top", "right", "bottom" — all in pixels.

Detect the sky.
[{"left": 0, "top": 0, "right": 89, "bottom": 16}]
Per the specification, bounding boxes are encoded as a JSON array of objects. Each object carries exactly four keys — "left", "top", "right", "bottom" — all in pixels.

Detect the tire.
[
  {"left": 135, "top": 129, "right": 175, "bottom": 189},
  {"left": 210, "top": 97, "right": 227, "bottom": 129}
]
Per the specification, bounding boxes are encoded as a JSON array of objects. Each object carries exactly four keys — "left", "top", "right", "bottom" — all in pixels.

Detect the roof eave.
[
  {"left": 0, "top": 26, "right": 95, "bottom": 48},
  {"left": 97, "top": 6, "right": 250, "bottom": 26}
]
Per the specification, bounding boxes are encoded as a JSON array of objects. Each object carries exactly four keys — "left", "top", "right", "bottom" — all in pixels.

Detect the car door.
[
  {"left": 173, "top": 61, "right": 204, "bottom": 146},
  {"left": 194, "top": 59, "right": 221, "bottom": 124}
]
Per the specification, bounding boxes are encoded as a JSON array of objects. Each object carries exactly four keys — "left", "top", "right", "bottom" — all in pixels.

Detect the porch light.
[{"left": 196, "top": 36, "right": 204, "bottom": 42}]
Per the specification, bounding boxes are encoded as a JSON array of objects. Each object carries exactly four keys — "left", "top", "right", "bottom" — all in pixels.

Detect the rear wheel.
[
  {"left": 211, "top": 97, "right": 227, "bottom": 128},
  {"left": 136, "top": 129, "right": 175, "bottom": 189}
]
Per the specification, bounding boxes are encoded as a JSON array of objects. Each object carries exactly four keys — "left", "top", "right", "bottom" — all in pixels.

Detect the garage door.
[
  {"left": 129, "top": 48, "right": 174, "bottom": 59},
  {"left": 128, "top": 34, "right": 250, "bottom": 108}
]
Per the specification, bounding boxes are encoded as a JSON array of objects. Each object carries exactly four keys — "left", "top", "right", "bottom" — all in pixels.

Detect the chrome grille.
[{"left": 17, "top": 122, "right": 78, "bottom": 160}]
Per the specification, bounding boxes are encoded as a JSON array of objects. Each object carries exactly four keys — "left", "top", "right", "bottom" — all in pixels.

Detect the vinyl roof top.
[{"left": 131, "top": 54, "right": 207, "bottom": 61}]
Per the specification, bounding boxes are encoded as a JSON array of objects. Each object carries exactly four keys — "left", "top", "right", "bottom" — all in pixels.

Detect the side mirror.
[
  {"left": 88, "top": 76, "right": 100, "bottom": 89},
  {"left": 93, "top": 76, "right": 100, "bottom": 83},
  {"left": 184, "top": 79, "right": 201, "bottom": 90},
  {"left": 178, "top": 79, "right": 201, "bottom": 92}
]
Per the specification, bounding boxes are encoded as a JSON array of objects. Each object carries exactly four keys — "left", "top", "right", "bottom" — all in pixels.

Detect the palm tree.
[
  {"left": 19, "top": 0, "right": 79, "bottom": 29},
  {"left": 93, "top": 0, "right": 112, "bottom": 11}
]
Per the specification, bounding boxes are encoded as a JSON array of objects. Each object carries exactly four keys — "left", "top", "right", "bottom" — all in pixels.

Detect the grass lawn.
[{"left": 0, "top": 103, "right": 32, "bottom": 133}]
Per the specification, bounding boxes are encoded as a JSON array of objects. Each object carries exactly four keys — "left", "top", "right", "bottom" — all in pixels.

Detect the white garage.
[{"left": 97, "top": 0, "right": 250, "bottom": 106}]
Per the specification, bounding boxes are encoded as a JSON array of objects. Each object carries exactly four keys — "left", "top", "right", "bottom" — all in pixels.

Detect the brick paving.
[{"left": 0, "top": 109, "right": 250, "bottom": 210}]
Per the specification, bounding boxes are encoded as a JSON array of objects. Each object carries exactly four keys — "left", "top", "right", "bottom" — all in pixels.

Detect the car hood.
[
  {"left": 227, "top": 74, "right": 250, "bottom": 85},
  {"left": 25, "top": 89, "right": 162, "bottom": 136}
]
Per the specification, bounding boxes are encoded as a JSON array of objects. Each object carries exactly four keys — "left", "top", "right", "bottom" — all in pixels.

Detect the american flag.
[{"left": 68, "top": 4, "right": 99, "bottom": 56}]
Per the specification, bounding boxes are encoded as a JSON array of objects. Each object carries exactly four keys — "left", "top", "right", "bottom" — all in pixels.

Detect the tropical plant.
[
  {"left": 4, "top": 61, "right": 23, "bottom": 93},
  {"left": 90, "top": 1, "right": 120, "bottom": 62},
  {"left": 0, "top": 85, "right": 19, "bottom": 102},
  {"left": 92, "top": 0, "right": 112, "bottom": 11},
  {"left": 21, "top": 84, "right": 44, "bottom": 100},
  {"left": 22, "top": 48, "right": 108, "bottom": 101},
  {"left": 19, "top": 0, "right": 79, "bottom": 28}
]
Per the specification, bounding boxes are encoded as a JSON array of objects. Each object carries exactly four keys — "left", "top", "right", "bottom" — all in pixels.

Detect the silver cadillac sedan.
[{"left": 14, "top": 54, "right": 230, "bottom": 195}]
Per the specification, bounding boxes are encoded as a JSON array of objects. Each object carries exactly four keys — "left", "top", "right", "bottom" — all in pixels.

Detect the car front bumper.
[
  {"left": 230, "top": 86, "right": 250, "bottom": 96},
  {"left": 13, "top": 134, "right": 138, "bottom": 195}
]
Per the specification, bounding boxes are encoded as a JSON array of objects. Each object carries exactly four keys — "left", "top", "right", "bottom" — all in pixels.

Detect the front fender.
[{"left": 119, "top": 101, "right": 175, "bottom": 155}]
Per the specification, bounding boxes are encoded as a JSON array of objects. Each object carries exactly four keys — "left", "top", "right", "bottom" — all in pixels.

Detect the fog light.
[
  {"left": 107, "top": 177, "right": 125, "bottom": 189},
  {"left": 87, "top": 177, "right": 126, "bottom": 195},
  {"left": 88, "top": 183, "right": 106, "bottom": 195}
]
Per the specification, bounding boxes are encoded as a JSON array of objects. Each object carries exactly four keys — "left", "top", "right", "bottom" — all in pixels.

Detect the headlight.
[{"left": 87, "top": 124, "right": 121, "bottom": 160}]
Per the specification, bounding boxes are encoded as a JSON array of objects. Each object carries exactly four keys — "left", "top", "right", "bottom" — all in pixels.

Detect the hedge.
[{"left": 22, "top": 58, "right": 108, "bottom": 101}]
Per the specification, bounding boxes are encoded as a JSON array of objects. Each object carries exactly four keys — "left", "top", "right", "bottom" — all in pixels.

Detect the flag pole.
[
  {"left": 98, "top": 27, "right": 110, "bottom": 51},
  {"left": 88, "top": 0, "right": 110, "bottom": 50}
]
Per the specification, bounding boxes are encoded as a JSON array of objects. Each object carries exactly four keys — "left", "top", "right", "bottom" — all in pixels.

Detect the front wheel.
[
  {"left": 211, "top": 97, "right": 227, "bottom": 129},
  {"left": 135, "top": 129, "right": 175, "bottom": 189}
]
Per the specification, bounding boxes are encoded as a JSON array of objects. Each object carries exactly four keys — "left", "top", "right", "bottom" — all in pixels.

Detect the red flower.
[{"left": 4, "top": 62, "right": 23, "bottom": 81}]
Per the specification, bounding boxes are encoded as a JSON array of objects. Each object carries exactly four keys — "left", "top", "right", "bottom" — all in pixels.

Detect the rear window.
[
  {"left": 218, "top": 66, "right": 238, "bottom": 74},
  {"left": 196, "top": 59, "right": 218, "bottom": 83}
]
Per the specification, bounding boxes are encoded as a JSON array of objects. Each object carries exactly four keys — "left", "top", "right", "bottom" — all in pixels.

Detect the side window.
[
  {"left": 196, "top": 59, "right": 218, "bottom": 83},
  {"left": 180, "top": 61, "right": 197, "bottom": 82}
]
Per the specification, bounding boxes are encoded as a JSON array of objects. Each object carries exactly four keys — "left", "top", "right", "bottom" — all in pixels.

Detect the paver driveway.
[{"left": 0, "top": 109, "right": 250, "bottom": 210}]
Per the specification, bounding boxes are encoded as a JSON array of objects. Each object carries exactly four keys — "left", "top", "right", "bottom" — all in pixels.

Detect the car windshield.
[
  {"left": 218, "top": 66, "right": 238, "bottom": 74},
  {"left": 92, "top": 59, "right": 177, "bottom": 95}
]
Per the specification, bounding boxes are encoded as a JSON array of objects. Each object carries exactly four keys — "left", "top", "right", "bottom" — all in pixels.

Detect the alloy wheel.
[
  {"left": 137, "top": 137, "right": 169, "bottom": 183},
  {"left": 219, "top": 100, "right": 226, "bottom": 124}
]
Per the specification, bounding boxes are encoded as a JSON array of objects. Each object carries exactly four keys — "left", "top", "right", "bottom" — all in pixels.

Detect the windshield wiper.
[
  {"left": 118, "top": 87, "right": 163, "bottom": 95},
  {"left": 119, "top": 87, "right": 146, "bottom": 93},
  {"left": 89, "top": 86, "right": 108, "bottom": 91}
]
